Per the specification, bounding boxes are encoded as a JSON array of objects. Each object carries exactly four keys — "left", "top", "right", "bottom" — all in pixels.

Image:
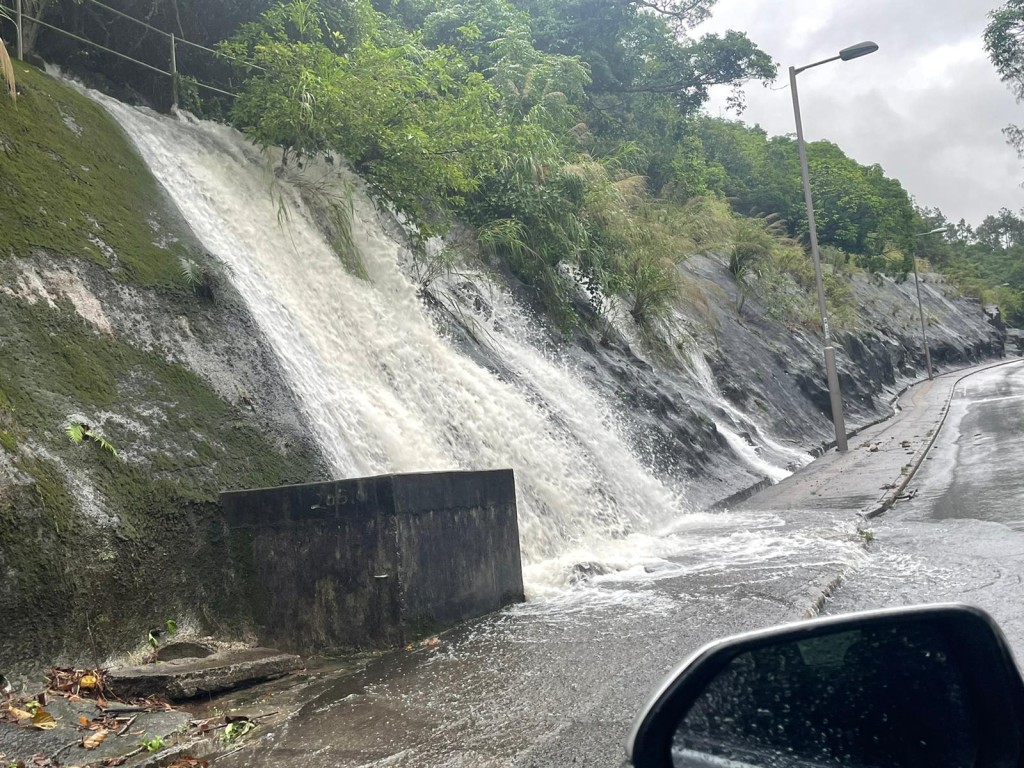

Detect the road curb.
[
  {"left": 708, "top": 357, "right": 1010, "bottom": 515},
  {"left": 863, "top": 358, "right": 1023, "bottom": 520}
]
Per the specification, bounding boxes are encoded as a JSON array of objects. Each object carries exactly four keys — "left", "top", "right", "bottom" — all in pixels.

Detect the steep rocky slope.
[
  {"left": 0, "top": 65, "right": 327, "bottom": 675},
  {"left": 0, "top": 64, "right": 1004, "bottom": 677}
]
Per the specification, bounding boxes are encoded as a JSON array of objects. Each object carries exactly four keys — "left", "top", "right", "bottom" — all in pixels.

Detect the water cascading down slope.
[{"left": 91, "top": 94, "right": 795, "bottom": 581}]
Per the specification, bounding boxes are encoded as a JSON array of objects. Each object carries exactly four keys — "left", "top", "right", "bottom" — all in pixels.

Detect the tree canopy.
[{"left": 8, "top": 0, "right": 1022, "bottom": 329}]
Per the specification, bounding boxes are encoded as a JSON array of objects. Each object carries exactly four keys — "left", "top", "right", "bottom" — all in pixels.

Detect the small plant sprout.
[
  {"left": 66, "top": 422, "right": 118, "bottom": 457},
  {"left": 142, "top": 735, "right": 167, "bottom": 752},
  {"left": 222, "top": 718, "right": 256, "bottom": 744},
  {"left": 147, "top": 619, "right": 178, "bottom": 648}
]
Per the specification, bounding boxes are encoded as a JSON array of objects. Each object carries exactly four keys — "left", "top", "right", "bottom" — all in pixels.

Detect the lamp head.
[{"left": 839, "top": 41, "right": 879, "bottom": 61}]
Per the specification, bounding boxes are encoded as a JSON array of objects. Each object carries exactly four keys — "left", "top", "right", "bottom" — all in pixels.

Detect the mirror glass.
[{"left": 672, "top": 622, "right": 978, "bottom": 767}]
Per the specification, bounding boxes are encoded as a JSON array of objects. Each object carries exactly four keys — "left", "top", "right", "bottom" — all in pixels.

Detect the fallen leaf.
[
  {"left": 30, "top": 709, "right": 57, "bottom": 730},
  {"left": 221, "top": 719, "right": 256, "bottom": 743},
  {"left": 167, "top": 758, "right": 209, "bottom": 768},
  {"left": 79, "top": 716, "right": 90, "bottom": 726},
  {"left": 420, "top": 636, "right": 440, "bottom": 649},
  {"left": 79, "top": 675, "right": 98, "bottom": 690},
  {"left": 83, "top": 728, "right": 110, "bottom": 749},
  {"left": 8, "top": 705, "right": 32, "bottom": 721},
  {"left": 100, "top": 757, "right": 129, "bottom": 767}
]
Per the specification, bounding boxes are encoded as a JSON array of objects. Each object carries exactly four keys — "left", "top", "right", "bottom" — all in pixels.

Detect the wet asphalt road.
[
  {"left": 212, "top": 361, "right": 1021, "bottom": 767},
  {"left": 214, "top": 507, "right": 866, "bottom": 767},
  {"left": 825, "top": 361, "right": 1024, "bottom": 652}
]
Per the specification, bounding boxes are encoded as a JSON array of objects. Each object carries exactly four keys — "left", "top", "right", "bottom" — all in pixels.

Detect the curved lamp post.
[
  {"left": 789, "top": 41, "right": 879, "bottom": 453},
  {"left": 913, "top": 227, "right": 946, "bottom": 380}
]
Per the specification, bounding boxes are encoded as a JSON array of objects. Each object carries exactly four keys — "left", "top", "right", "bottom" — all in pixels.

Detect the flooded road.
[
  {"left": 826, "top": 361, "right": 1024, "bottom": 651},
  {"left": 212, "top": 362, "right": 1020, "bottom": 767},
  {"left": 214, "top": 508, "right": 866, "bottom": 767}
]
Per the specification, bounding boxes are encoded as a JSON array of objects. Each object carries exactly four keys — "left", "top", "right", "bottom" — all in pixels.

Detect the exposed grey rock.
[{"left": 155, "top": 640, "right": 216, "bottom": 661}]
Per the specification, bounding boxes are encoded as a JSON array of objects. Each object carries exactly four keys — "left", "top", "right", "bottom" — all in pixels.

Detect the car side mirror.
[{"left": 627, "top": 604, "right": 1024, "bottom": 768}]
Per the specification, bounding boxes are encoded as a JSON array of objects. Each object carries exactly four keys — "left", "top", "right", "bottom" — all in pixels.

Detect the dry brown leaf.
[
  {"left": 8, "top": 705, "right": 32, "bottom": 721},
  {"left": 79, "top": 716, "right": 90, "bottom": 726},
  {"left": 79, "top": 675, "right": 98, "bottom": 690},
  {"left": 30, "top": 709, "right": 57, "bottom": 730},
  {"left": 83, "top": 728, "right": 109, "bottom": 749},
  {"left": 100, "top": 757, "right": 129, "bottom": 767}
]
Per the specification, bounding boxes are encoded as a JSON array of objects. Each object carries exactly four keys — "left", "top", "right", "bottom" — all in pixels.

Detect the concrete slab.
[{"left": 106, "top": 648, "right": 303, "bottom": 700}]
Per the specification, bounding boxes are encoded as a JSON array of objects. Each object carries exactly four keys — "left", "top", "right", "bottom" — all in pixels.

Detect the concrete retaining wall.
[{"left": 221, "top": 470, "right": 524, "bottom": 652}]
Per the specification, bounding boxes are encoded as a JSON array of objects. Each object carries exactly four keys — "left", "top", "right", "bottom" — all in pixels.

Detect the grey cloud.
[{"left": 697, "top": 1, "right": 1024, "bottom": 224}]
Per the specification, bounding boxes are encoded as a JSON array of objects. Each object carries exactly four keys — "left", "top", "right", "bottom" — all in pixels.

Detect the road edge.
[{"left": 862, "top": 358, "right": 1023, "bottom": 520}]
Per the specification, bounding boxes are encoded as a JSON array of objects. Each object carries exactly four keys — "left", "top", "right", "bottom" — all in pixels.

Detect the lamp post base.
[{"left": 824, "top": 346, "right": 848, "bottom": 452}]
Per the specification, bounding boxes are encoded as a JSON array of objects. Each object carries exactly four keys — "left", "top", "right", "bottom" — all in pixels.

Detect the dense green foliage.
[
  {"left": 693, "top": 118, "right": 917, "bottom": 273},
  {"left": 8, "top": 0, "right": 1021, "bottom": 330},
  {"left": 915, "top": 207, "right": 1024, "bottom": 325},
  {"left": 212, "top": 0, "right": 783, "bottom": 322}
]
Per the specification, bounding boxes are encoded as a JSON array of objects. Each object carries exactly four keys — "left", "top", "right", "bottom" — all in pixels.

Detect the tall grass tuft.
[
  {"left": 0, "top": 38, "right": 15, "bottom": 102},
  {"left": 0, "top": 5, "right": 15, "bottom": 102}
]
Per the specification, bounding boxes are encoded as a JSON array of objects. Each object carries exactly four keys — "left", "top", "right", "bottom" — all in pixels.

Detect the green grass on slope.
[{"left": 0, "top": 63, "right": 188, "bottom": 286}]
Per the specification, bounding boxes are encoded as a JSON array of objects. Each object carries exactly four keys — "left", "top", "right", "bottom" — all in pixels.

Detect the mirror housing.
[{"left": 627, "top": 605, "right": 1024, "bottom": 768}]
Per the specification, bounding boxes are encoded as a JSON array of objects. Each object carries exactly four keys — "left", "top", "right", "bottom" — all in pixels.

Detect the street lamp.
[
  {"left": 913, "top": 227, "right": 946, "bottom": 380},
  {"left": 789, "top": 41, "right": 878, "bottom": 453}
]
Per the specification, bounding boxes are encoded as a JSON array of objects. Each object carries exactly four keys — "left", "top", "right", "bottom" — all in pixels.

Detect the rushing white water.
[
  {"left": 682, "top": 346, "right": 813, "bottom": 483},
  {"left": 84, "top": 88, "right": 805, "bottom": 584}
]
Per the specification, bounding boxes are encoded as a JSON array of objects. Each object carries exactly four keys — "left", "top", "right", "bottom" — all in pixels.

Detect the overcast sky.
[{"left": 695, "top": 1, "right": 1024, "bottom": 227}]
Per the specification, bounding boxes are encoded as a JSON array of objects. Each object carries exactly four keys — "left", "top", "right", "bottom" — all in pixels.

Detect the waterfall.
[
  {"left": 682, "top": 345, "right": 813, "bottom": 483},
  {"left": 85, "top": 89, "right": 799, "bottom": 585}
]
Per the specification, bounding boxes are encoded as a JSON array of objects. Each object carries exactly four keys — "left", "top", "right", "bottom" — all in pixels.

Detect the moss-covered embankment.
[{"left": 0, "top": 65, "right": 327, "bottom": 677}]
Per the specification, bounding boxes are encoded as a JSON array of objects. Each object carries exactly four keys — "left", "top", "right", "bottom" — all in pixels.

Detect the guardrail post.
[
  {"left": 170, "top": 32, "right": 178, "bottom": 109},
  {"left": 15, "top": 0, "right": 23, "bottom": 60}
]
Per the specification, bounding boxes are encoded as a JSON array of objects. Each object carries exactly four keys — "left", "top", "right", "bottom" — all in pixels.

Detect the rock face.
[
  {"left": 0, "top": 67, "right": 1005, "bottom": 677},
  {"left": 0, "top": 67, "right": 328, "bottom": 679}
]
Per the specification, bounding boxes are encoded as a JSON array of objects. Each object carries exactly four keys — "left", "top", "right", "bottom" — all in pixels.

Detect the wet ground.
[
  {"left": 141, "top": 360, "right": 1019, "bottom": 768},
  {"left": 210, "top": 362, "right": 1021, "bottom": 767},
  {"left": 211, "top": 507, "right": 865, "bottom": 768},
  {"left": 825, "top": 361, "right": 1024, "bottom": 652}
]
